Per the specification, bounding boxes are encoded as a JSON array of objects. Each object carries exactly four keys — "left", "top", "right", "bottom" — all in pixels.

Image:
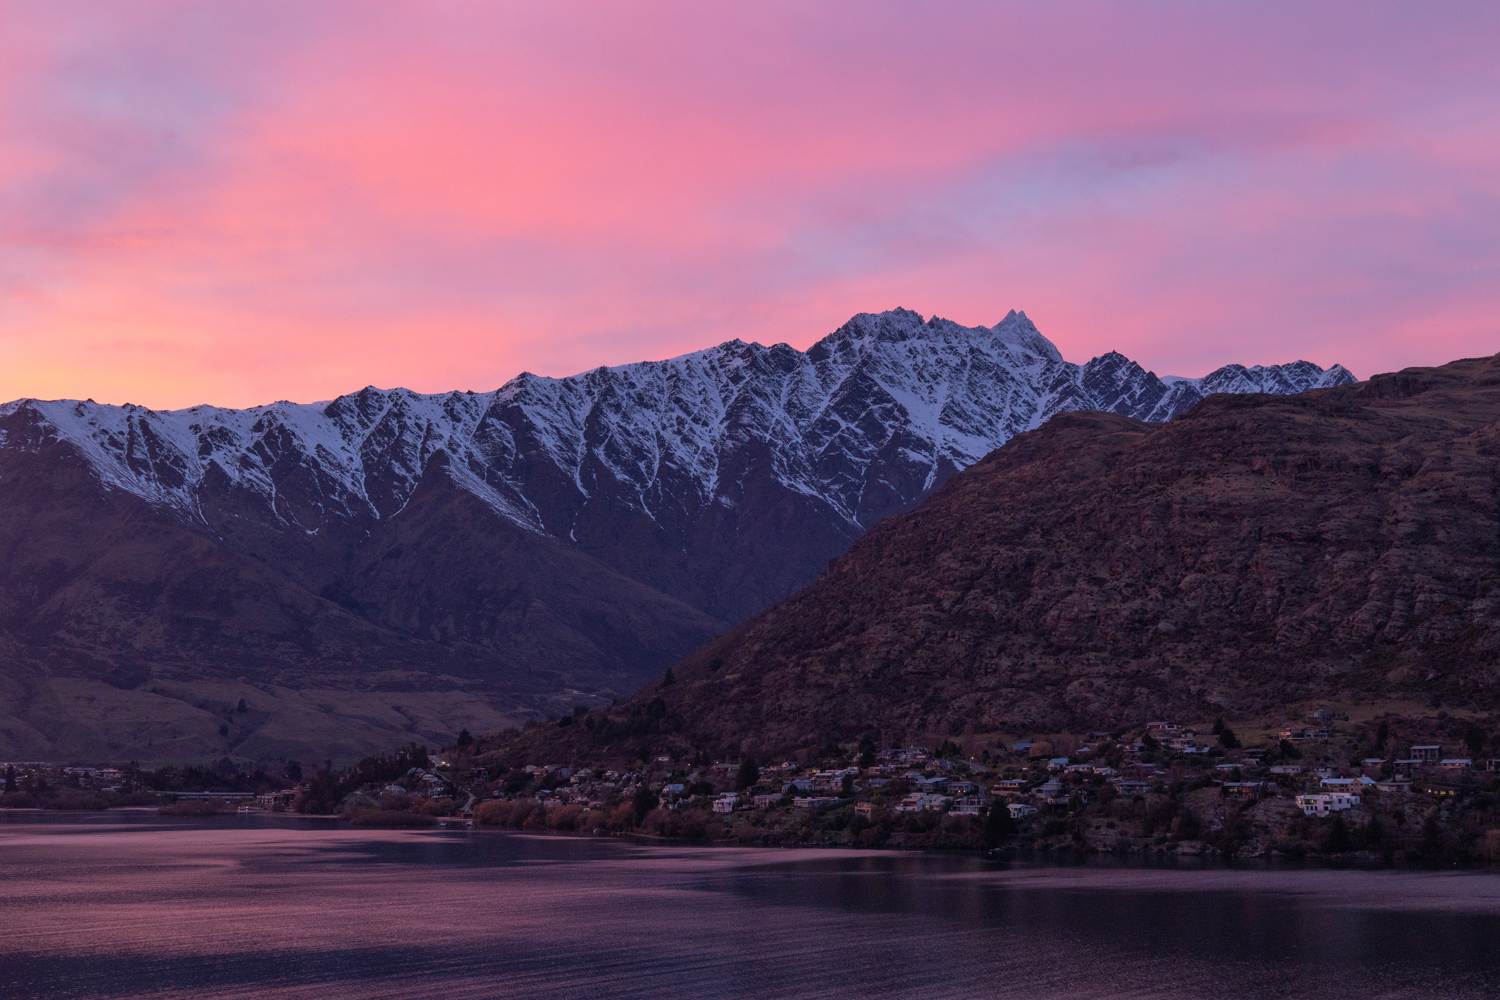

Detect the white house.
[
  {"left": 1295, "top": 792, "right": 1361, "bottom": 817},
  {"left": 895, "top": 793, "right": 951, "bottom": 813}
]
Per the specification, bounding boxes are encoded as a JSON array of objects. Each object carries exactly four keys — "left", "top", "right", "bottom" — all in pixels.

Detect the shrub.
[{"left": 347, "top": 808, "right": 438, "bottom": 828}]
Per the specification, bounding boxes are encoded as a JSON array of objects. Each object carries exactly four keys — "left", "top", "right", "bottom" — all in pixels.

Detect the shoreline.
[{"left": 8, "top": 806, "right": 1498, "bottom": 876}]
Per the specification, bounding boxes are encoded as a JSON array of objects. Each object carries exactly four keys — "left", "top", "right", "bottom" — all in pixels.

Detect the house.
[
  {"left": 1419, "top": 780, "right": 1462, "bottom": 800},
  {"left": 1007, "top": 802, "right": 1038, "bottom": 820},
  {"left": 895, "top": 793, "right": 951, "bottom": 813},
  {"left": 712, "top": 793, "right": 740, "bottom": 814},
  {"left": 881, "top": 747, "right": 928, "bottom": 766},
  {"left": 991, "top": 779, "right": 1029, "bottom": 797},
  {"left": 1320, "top": 777, "right": 1358, "bottom": 790},
  {"left": 793, "top": 796, "right": 841, "bottom": 811},
  {"left": 1410, "top": 745, "right": 1442, "bottom": 764},
  {"left": 1038, "top": 779, "right": 1069, "bottom": 805},
  {"left": 854, "top": 801, "right": 878, "bottom": 819},
  {"left": 1268, "top": 765, "right": 1303, "bottom": 776},
  {"left": 949, "top": 797, "right": 985, "bottom": 817},
  {"left": 256, "top": 789, "right": 297, "bottom": 810},
  {"left": 1439, "top": 758, "right": 1473, "bottom": 771},
  {"left": 1295, "top": 792, "right": 1360, "bottom": 816},
  {"left": 812, "top": 767, "right": 859, "bottom": 792},
  {"left": 752, "top": 793, "right": 782, "bottom": 809},
  {"left": 1221, "top": 782, "right": 1263, "bottom": 801},
  {"left": 1112, "top": 778, "right": 1153, "bottom": 797}
]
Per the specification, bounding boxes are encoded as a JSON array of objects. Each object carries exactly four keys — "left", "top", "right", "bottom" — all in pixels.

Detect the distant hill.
[
  {"left": 497, "top": 354, "right": 1500, "bottom": 764},
  {"left": 0, "top": 308, "right": 1351, "bottom": 762}
]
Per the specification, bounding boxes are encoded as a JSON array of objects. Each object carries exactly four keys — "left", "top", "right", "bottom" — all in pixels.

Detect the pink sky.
[{"left": 3, "top": 2, "right": 1499, "bottom": 408}]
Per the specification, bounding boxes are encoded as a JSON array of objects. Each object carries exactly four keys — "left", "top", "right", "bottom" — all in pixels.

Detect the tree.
[
  {"left": 631, "top": 785, "right": 657, "bottom": 824},
  {"left": 285, "top": 760, "right": 303, "bottom": 783},
  {"left": 456, "top": 728, "right": 474, "bottom": 748},
  {"left": 983, "top": 803, "right": 1017, "bottom": 848},
  {"left": 1464, "top": 724, "right": 1487, "bottom": 758},
  {"left": 1374, "top": 720, "right": 1390, "bottom": 751},
  {"left": 1420, "top": 811, "right": 1445, "bottom": 860},
  {"left": 3, "top": 764, "right": 15, "bottom": 794},
  {"left": 236, "top": 698, "right": 249, "bottom": 714},
  {"left": 661, "top": 668, "right": 676, "bottom": 687},
  {"left": 1322, "top": 816, "right": 1352, "bottom": 854},
  {"left": 735, "top": 756, "right": 760, "bottom": 791},
  {"left": 1218, "top": 726, "right": 1241, "bottom": 750}
]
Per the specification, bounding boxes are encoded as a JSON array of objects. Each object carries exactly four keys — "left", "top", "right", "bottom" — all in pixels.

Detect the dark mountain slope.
[
  {"left": 506, "top": 354, "right": 1500, "bottom": 761},
  {"left": 0, "top": 437, "right": 718, "bottom": 763}
]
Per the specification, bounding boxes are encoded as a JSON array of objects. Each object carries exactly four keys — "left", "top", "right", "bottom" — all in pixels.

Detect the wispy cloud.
[{"left": 3, "top": 1, "right": 1499, "bottom": 406}]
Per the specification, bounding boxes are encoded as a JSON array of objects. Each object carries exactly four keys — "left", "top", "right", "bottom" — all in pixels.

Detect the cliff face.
[{"left": 516, "top": 354, "right": 1500, "bottom": 761}]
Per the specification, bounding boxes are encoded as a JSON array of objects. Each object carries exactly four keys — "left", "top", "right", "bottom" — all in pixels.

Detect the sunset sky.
[{"left": 3, "top": 2, "right": 1499, "bottom": 409}]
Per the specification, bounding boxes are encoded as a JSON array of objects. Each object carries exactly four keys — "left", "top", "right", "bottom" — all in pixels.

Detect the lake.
[{"left": 2, "top": 813, "right": 1498, "bottom": 998}]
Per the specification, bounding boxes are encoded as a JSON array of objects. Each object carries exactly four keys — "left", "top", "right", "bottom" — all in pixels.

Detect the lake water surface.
[{"left": 2, "top": 813, "right": 1498, "bottom": 998}]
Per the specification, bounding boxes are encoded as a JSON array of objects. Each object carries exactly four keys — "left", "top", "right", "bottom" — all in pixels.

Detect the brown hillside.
[{"left": 504, "top": 354, "right": 1500, "bottom": 761}]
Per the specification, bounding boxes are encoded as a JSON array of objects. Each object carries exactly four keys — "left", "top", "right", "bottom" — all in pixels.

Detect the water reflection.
[{"left": 1, "top": 813, "right": 1496, "bottom": 998}]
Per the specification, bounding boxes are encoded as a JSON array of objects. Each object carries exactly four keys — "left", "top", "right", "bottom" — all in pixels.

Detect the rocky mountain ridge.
[
  {"left": 0, "top": 308, "right": 1354, "bottom": 761},
  {"left": 497, "top": 352, "right": 1500, "bottom": 764}
]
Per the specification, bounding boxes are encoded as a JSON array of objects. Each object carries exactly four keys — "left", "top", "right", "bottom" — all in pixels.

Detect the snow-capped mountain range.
[
  {"left": 0, "top": 308, "right": 1352, "bottom": 550},
  {"left": 0, "top": 307, "right": 1355, "bottom": 761}
]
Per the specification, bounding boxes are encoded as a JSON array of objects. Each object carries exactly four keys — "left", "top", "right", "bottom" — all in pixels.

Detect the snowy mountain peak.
[
  {"left": 0, "top": 310, "right": 1357, "bottom": 554},
  {"left": 992, "top": 308, "right": 1063, "bottom": 362}
]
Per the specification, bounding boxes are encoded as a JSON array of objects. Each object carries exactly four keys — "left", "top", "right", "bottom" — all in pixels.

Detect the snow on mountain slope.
[{"left": 0, "top": 308, "right": 1355, "bottom": 541}]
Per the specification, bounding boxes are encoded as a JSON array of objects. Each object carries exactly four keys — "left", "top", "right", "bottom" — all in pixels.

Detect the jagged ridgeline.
[
  {"left": 501, "top": 353, "right": 1500, "bottom": 765},
  {"left": 0, "top": 309, "right": 1352, "bottom": 761}
]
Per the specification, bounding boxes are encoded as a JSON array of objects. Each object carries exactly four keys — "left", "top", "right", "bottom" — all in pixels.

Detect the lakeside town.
[{"left": 6, "top": 707, "right": 1500, "bottom": 866}]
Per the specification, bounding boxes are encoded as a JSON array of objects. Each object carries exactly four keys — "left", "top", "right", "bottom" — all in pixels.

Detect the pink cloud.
[{"left": 2, "top": 2, "right": 1499, "bottom": 407}]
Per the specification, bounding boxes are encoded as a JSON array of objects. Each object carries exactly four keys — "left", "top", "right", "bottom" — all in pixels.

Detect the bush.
[
  {"left": 546, "top": 804, "right": 585, "bottom": 831},
  {"left": 347, "top": 808, "right": 438, "bottom": 828}
]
